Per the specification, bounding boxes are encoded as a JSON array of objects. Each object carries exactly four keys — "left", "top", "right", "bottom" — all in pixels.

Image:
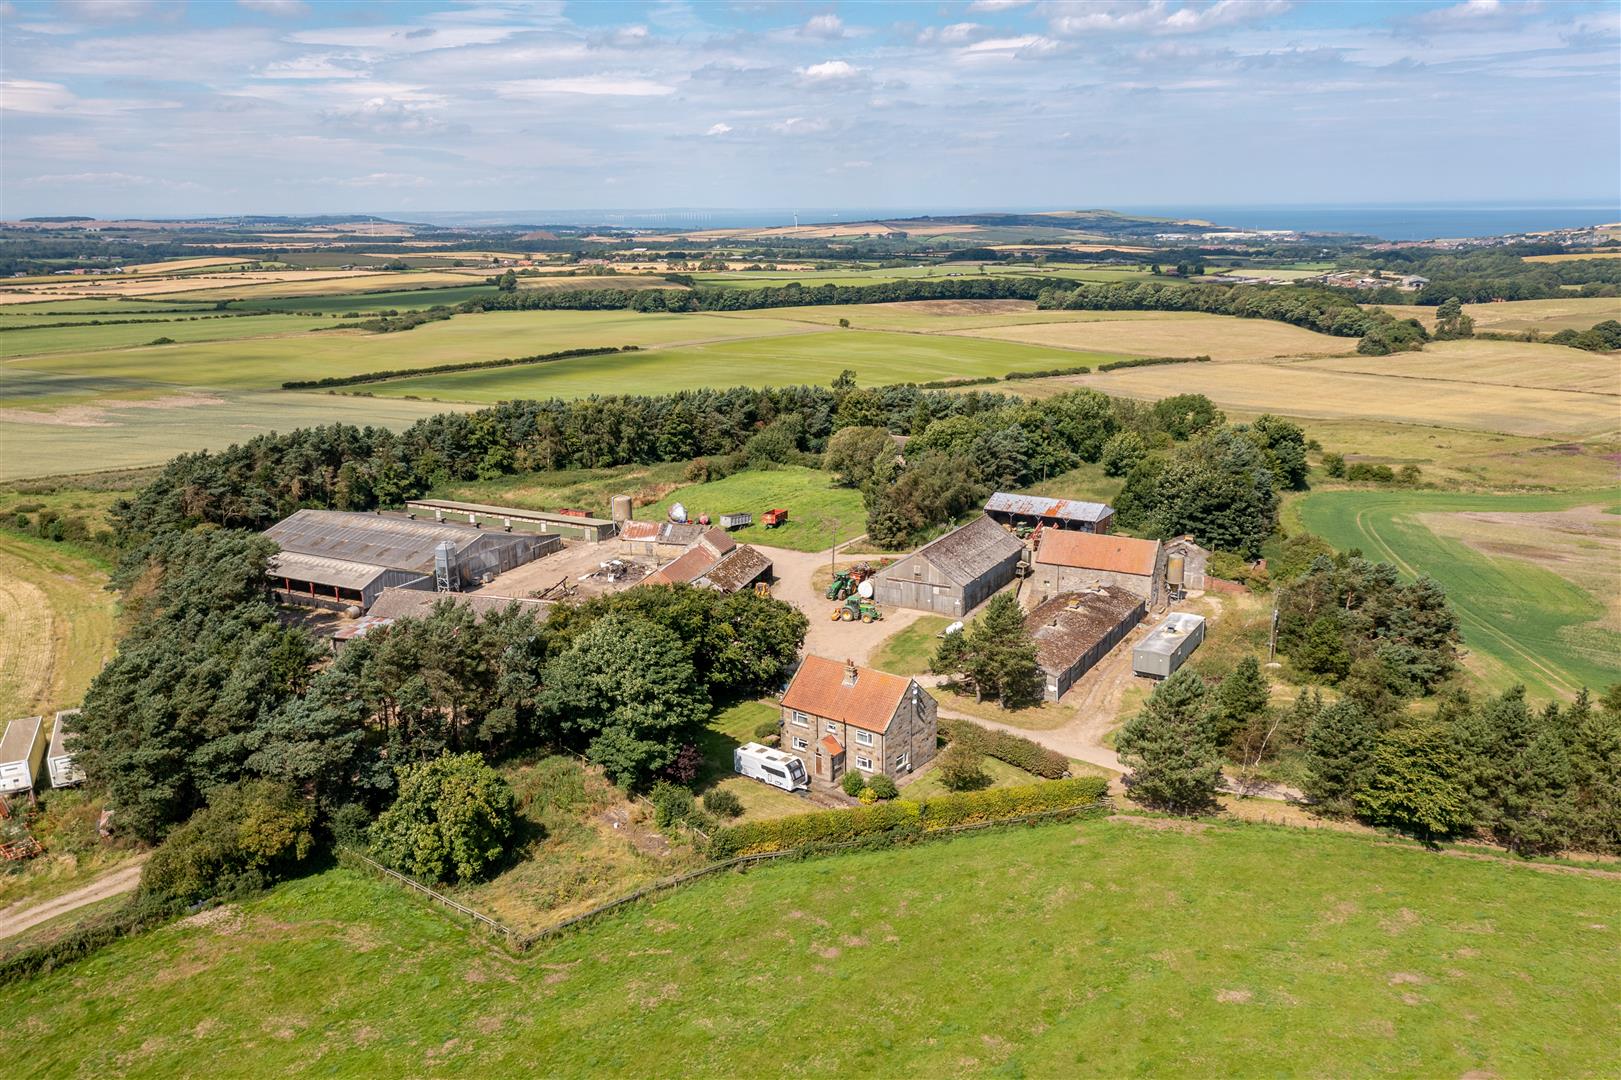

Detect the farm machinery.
[
  {"left": 829, "top": 574, "right": 883, "bottom": 623},
  {"left": 825, "top": 562, "right": 877, "bottom": 601}
]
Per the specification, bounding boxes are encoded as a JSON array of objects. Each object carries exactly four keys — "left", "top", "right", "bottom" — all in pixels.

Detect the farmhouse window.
[
  {"left": 854, "top": 730, "right": 873, "bottom": 747},
  {"left": 792, "top": 737, "right": 808, "bottom": 750},
  {"left": 855, "top": 755, "right": 874, "bottom": 772},
  {"left": 791, "top": 711, "right": 809, "bottom": 727},
  {"left": 826, "top": 721, "right": 839, "bottom": 734}
]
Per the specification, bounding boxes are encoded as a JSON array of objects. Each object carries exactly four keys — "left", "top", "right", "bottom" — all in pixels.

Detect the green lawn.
[
  {"left": 693, "top": 700, "right": 810, "bottom": 822},
  {"left": 644, "top": 466, "right": 867, "bottom": 553},
  {"left": 869, "top": 615, "right": 952, "bottom": 675},
  {"left": 229, "top": 283, "right": 500, "bottom": 312},
  {"left": 900, "top": 754, "right": 1041, "bottom": 799},
  {"left": 6, "top": 819, "right": 1615, "bottom": 1077},
  {"left": 1297, "top": 488, "right": 1621, "bottom": 697},
  {"left": 366, "top": 330, "right": 1130, "bottom": 404},
  {"left": 436, "top": 462, "right": 689, "bottom": 519}
]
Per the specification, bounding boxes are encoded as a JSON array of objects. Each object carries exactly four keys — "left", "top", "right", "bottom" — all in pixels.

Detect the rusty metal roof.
[
  {"left": 1035, "top": 531, "right": 1160, "bottom": 576},
  {"left": 985, "top": 492, "right": 1113, "bottom": 523},
  {"left": 698, "top": 545, "right": 771, "bottom": 592}
]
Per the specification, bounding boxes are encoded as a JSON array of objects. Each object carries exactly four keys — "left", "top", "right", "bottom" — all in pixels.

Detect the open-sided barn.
[
  {"left": 264, "top": 510, "right": 558, "bottom": 612},
  {"left": 870, "top": 515, "right": 1026, "bottom": 617},
  {"left": 985, "top": 492, "right": 1114, "bottom": 534}
]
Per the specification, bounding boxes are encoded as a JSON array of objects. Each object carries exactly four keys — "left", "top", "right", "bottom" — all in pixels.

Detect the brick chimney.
[{"left": 843, "top": 659, "right": 859, "bottom": 686}]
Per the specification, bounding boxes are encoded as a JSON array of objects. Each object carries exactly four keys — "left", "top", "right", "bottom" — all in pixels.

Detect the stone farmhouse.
[{"left": 779, "top": 656, "right": 938, "bottom": 785}]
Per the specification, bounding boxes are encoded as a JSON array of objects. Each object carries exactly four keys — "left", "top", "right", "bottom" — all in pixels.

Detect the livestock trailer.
[
  {"left": 1131, "top": 613, "right": 1207, "bottom": 679},
  {"left": 734, "top": 742, "right": 809, "bottom": 792},
  {"left": 48, "top": 710, "right": 86, "bottom": 788},
  {"left": 0, "top": 716, "right": 48, "bottom": 795}
]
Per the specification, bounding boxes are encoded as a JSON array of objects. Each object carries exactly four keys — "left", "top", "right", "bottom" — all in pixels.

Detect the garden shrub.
[
  {"left": 939, "top": 718, "right": 1069, "bottom": 779},
  {"left": 649, "top": 781, "right": 696, "bottom": 829},
  {"left": 937, "top": 744, "right": 991, "bottom": 792},
  {"left": 841, "top": 771, "right": 867, "bottom": 798},
  {"left": 919, "top": 777, "right": 1109, "bottom": 831},
  {"left": 702, "top": 788, "right": 744, "bottom": 818},
  {"left": 867, "top": 774, "right": 899, "bottom": 800},
  {"left": 752, "top": 720, "right": 780, "bottom": 742},
  {"left": 328, "top": 802, "right": 374, "bottom": 848},
  {"left": 858, "top": 787, "right": 878, "bottom": 805}
]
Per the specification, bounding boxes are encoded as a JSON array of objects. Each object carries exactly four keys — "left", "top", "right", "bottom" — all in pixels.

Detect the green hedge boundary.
[
  {"left": 0, "top": 893, "right": 183, "bottom": 985},
  {"left": 707, "top": 777, "right": 1108, "bottom": 858},
  {"left": 1095, "top": 354, "right": 1210, "bottom": 372},
  {"left": 280, "top": 345, "right": 631, "bottom": 390},
  {"left": 940, "top": 717, "right": 1070, "bottom": 778}
]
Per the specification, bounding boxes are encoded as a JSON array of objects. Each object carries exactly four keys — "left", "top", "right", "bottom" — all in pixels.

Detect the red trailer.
[{"left": 762, "top": 508, "right": 789, "bottom": 528}]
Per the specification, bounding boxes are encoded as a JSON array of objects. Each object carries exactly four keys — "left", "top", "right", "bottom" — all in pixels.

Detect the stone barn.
[
  {"left": 1025, "top": 587, "right": 1147, "bottom": 701},
  {"left": 1030, "top": 530, "right": 1164, "bottom": 606},
  {"left": 869, "top": 515, "right": 1026, "bottom": 617}
]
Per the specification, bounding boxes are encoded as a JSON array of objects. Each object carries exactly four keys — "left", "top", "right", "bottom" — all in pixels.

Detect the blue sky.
[{"left": 1, "top": 0, "right": 1617, "bottom": 218}]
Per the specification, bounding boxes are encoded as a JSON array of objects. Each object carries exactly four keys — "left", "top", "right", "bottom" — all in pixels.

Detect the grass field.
[
  {"left": 230, "top": 284, "right": 498, "bottom": 313},
  {"left": 0, "top": 391, "right": 476, "bottom": 482},
  {"left": 693, "top": 700, "right": 812, "bottom": 821},
  {"left": 368, "top": 330, "right": 1126, "bottom": 404},
  {"left": 951, "top": 312, "right": 1360, "bottom": 361},
  {"left": 1296, "top": 488, "right": 1621, "bottom": 697},
  {"left": 720, "top": 301, "right": 1193, "bottom": 333},
  {"left": 5, "top": 819, "right": 1615, "bottom": 1077},
  {"left": 644, "top": 467, "right": 867, "bottom": 553},
  {"left": 6, "top": 311, "right": 819, "bottom": 400},
  {"left": 0, "top": 533, "right": 118, "bottom": 719},
  {"left": 0, "top": 313, "right": 327, "bottom": 359}
]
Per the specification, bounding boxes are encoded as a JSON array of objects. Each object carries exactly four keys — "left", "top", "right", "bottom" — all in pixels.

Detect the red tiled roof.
[
  {"left": 1035, "top": 531, "right": 1159, "bottom": 576},
  {"left": 781, "top": 655, "right": 911, "bottom": 735},
  {"left": 819, "top": 734, "right": 845, "bottom": 755}
]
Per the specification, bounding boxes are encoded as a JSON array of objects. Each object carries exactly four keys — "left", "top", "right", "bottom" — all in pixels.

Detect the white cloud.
[
  {"left": 705, "top": 122, "right": 733, "bottom": 136},
  {"left": 258, "top": 54, "right": 370, "bottom": 80},
  {"left": 800, "top": 59, "right": 860, "bottom": 81},
  {"left": 611, "top": 24, "right": 651, "bottom": 46},
  {"left": 771, "top": 116, "right": 830, "bottom": 135},
  {"left": 499, "top": 75, "right": 676, "bottom": 97},
  {"left": 238, "top": 0, "right": 309, "bottom": 14},
  {"left": 0, "top": 79, "right": 79, "bottom": 113},
  {"left": 318, "top": 172, "right": 430, "bottom": 187},
  {"left": 322, "top": 96, "right": 447, "bottom": 133},
  {"left": 1048, "top": 1, "right": 1289, "bottom": 37},
  {"left": 19, "top": 171, "right": 201, "bottom": 190},
  {"left": 968, "top": 0, "right": 1030, "bottom": 10},
  {"left": 918, "top": 22, "right": 988, "bottom": 45},
  {"left": 801, "top": 13, "right": 846, "bottom": 39},
  {"left": 957, "top": 35, "right": 1061, "bottom": 58}
]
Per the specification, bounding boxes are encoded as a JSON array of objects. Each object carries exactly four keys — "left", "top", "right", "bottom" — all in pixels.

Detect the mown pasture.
[
  {"left": 641, "top": 466, "right": 868, "bottom": 552},
  {"left": 1313, "top": 339, "right": 1621, "bottom": 394},
  {"left": 366, "top": 329, "right": 1125, "bottom": 404},
  {"left": 4, "top": 819, "right": 1615, "bottom": 1077},
  {"left": 229, "top": 284, "right": 498, "bottom": 313},
  {"left": 0, "top": 533, "right": 118, "bottom": 720},
  {"left": 0, "top": 313, "right": 327, "bottom": 359},
  {"left": 1296, "top": 488, "right": 1621, "bottom": 697},
  {"left": 1373, "top": 296, "right": 1621, "bottom": 334}
]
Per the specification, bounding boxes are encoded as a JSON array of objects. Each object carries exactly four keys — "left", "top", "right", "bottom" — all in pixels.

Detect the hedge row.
[
  {"left": 707, "top": 777, "right": 1107, "bottom": 858},
  {"left": 0, "top": 894, "right": 182, "bottom": 985},
  {"left": 1002, "top": 364, "right": 1092, "bottom": 381},
  {"left": 1094, "top": 355, "right": 1211, "bottom": 372},
  {"left": 941, "top": 717, "right": 1070, "bottom": 778},
  {"left": 916, "top": 376, "right": 999, "bottom": 389},
  {"left": 280, "top": 345, "right": 629, "bottom": 390}
]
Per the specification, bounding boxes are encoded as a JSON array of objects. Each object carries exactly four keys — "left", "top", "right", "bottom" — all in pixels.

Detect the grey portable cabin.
[
  {"left": 1131, "top": 613, "right": 1207, "bottom": 679},
  {"left": 405, "top": 499, "right": 617, "bottom": 543},
  {"left": 870, "top": 516, "right": 1027, "bottom": 617},
  {"left": 0, "top": 716, "right": 48, "bottom": 795},
  {"left": 48, "top": 710, "right": 87, "bottom": 788}
]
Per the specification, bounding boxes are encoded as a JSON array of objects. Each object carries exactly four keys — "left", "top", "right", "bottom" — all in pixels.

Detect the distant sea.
[{"left": 407, "top": 202, "right": 1619, "bottom": 242}]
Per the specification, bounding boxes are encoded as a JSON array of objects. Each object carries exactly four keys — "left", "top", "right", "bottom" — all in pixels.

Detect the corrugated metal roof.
[
  {"left": 0, "top": 716, "right": 43, "bottom": 762},
  {"left": 985, "top": 492, "right": 1113, "bottom": 523},
  {"left": 367, "top": 587, "right": 551, "bottom": 621},
  {"left": 265, "top": 510, "right": 502, "bottom": 575},
  {"left": 1026, "top": 588, "right": 1144, "bottom": 673},
  {"left": 268, "top": 551, "right": 390, "bottom": 591},
  {"left": 1135, "top": 613, "right": 1207, "bottom": 657},
  {"left": 49, "top": 710, "right": 79, "bottom": 759},
  {"left": 902, "top": 515, "right": 1026, "bottom": 589},
  {"left": 1035, "top": 531, "right": 1160, "bottom": 576},
  {"left": 406, "top": 498, "right": 614, "bottom": 528},
  {"left": 646, "top": 545, "right": 717, "bottom": 586}
]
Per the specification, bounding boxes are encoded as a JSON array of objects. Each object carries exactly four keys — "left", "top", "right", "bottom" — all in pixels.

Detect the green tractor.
[
  {"left": 834, "top": 595, "right": 883, "bottom": 623},
  {"left": 826, "top": 571, "right": 855, "bottom": 601}
]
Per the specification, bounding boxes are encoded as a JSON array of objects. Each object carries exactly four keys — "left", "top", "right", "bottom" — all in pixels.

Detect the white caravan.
[{"left": 733, "top": 742, "right": 809, "bottom": 792}]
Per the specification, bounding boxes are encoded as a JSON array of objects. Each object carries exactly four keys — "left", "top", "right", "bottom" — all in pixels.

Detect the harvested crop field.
[
  {"left": 1023, "top": 361, "right": 1621, "bottom": 438},
  {"left": 949, "top": 312, "right": 1359, "bottom": 361},
  {"left": 1373, "top": 297, "right": 1621, "bottom": 334},
  {"left": 1311, "top": 339, "right": 1621, "bottom": 395},
  {"left": 0, "top": 533, "right": 117, "bottom": 719}
]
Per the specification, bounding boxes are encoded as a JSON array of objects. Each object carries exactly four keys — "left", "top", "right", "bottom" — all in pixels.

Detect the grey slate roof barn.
[
  {"left": 1026, "top": 587, "right": 1147, "bottom": 701},
  {"left": 869, "top": 515, "right": 1027, "bottom": 617}
]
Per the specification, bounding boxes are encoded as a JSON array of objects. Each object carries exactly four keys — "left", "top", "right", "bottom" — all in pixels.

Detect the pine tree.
[
  {"left": 1116, "top": 669, "right": 1222, "bottom": 814},
  {"left": 1295, "top": 615, "right": 1352, "bottom": 681},
  {"left": 1210, "top": 655, "right": 1270, "bottom": 746},
  {"left": 1303, "top": 700, "right": 1376, "bottom": 813},
  {"left": 934, "top": 593, "right": 1043, "bottom": 708},
  {"left": 1569, "top": 689, "right": 1621, "bottom": 854}
]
